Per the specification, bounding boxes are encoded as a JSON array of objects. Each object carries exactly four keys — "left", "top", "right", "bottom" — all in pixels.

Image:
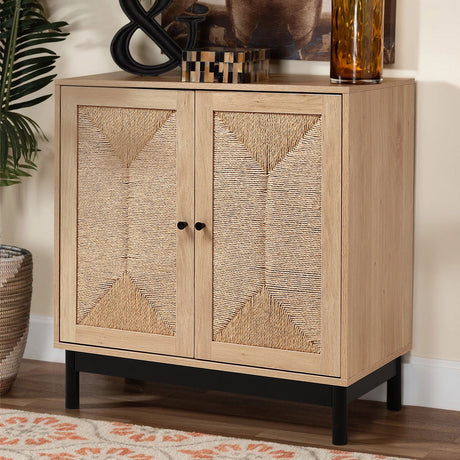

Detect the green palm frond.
[{"left": 0, "top": 0, "right": 68, "bottom": 186}]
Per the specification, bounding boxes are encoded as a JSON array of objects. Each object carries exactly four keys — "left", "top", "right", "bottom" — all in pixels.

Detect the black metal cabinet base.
[{"left": 65, "top": 351, "right": 402, "bottom": 445}]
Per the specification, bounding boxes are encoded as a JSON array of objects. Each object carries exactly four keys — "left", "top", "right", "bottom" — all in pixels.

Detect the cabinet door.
[
  {"left": 195, "top": 92, "right": 341, "bottom": 376},
  {"left": 59, "top": 87, "right": 194, "bottom": 357}
]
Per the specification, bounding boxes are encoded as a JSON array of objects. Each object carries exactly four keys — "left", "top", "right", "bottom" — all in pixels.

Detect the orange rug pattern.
[{"left": 0, "top": 409, "right": 407, "bottom": 460}]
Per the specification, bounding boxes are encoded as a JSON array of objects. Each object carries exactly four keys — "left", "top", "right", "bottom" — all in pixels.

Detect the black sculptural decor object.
[{"left": 111, "top": 0, "right": 204, "bottom": 76}]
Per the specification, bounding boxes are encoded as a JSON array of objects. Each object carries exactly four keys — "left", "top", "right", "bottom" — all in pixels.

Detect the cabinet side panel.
[{"left": 343, "top": 84, "right": 415, "bottom": 380}]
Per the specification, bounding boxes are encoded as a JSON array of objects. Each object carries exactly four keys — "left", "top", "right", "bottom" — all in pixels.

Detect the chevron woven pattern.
[
  {"left": 76, "top": 107, "right": 177, "bottom": 336},
  {"left": 212, "top": 112, "right": 322, "bottom": 353}
]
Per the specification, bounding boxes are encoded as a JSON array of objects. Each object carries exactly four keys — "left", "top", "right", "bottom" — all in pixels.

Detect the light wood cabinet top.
[{"left": 56, "top": 71, "right": 414, "bottom": 94}]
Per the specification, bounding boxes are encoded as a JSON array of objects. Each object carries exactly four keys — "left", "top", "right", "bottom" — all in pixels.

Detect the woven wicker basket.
[{"left": 0, "top": 245, "right": 33, "bottom": 395}]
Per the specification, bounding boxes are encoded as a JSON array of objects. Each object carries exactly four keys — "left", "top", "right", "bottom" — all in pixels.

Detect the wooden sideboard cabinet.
[{"left": 55, "top": 73, "right": 415, "bottom": 445}]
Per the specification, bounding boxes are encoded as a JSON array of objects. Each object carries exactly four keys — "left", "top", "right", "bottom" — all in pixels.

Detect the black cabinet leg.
[
  {"left": 387, "top": 356, "right": 402, "bottom": 411},
  {"left": 65, "top": 351, "right": 80, "bottom": 409},
  {"left": 332, "top": 386, "right": 348, "bottom": 445}
]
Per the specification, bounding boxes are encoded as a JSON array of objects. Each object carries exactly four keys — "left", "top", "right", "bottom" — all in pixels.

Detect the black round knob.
[
  {"left": 177, "top": 221, "right": 188, "bottom": 230},
  {"left": 195, "top": 222, "right": 206, "bottom": 231}
]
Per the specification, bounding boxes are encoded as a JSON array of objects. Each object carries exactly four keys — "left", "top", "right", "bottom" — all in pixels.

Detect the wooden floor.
[{"left": 1, "top": 360, "right": 459, "bottom": 459}]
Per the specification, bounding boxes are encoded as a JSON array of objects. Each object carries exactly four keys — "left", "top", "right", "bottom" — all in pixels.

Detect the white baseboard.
[
  {"left": 24, "top": 315, "right": 65, "bottom": 364},
  {"left": 361, "top": 355, "right": 460, "bottom": 411},
  {"left": 24, "top": 315, "right": 460, "bottom": 411}
]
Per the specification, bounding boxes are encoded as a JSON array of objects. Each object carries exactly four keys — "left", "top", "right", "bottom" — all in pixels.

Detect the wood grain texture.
[
  {"left": 341, "top": 84, "right": 415, "bottom": 381},
  {"left": 55, "top": 341, "right": 348, "bottom": 386},
  {"left": 194, "top": 92, "right": 341, "bottom": 376},
  {"left": 54, "top": 84, "right": 61, "bottom": 345},
  {"left": 194, "top": 91, "right": 215, "bottom": 361},
  {"left": 2, "top": 360, "right": 459, "bottom": 460},
  {"left": 320, "top": 95, "right": 342, "bottom": 376},
  {"left": 175, "top": 91, "right": 196, "bottom": 357},
  {"left": 60, "top": 87, "right": 78, "bottom": 344},
  {"left": 58, "top": 87, "right": 195, "bottom": 358},
  {"left": 56, "top": 72, "right": 414, "bottom": 95},
  {"left": 56, "top": 76, "right": 415, "bottom": 387}
]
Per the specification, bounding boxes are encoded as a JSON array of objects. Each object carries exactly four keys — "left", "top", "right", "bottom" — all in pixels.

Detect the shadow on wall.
[
  {"left": 43, "top": 0, "right": 124, "bottom": 48},
  {"left": 413, "top": 81, "right": 460, "bottom": 360},
  {"left": 43, "top": 0, "right": 166, "bottom": 66},
  {"left": 387, "top": 0, "right": 420, "bottom": 72},
  {"left": 0, "top": 142, "right": 54, "bottom": 316}
]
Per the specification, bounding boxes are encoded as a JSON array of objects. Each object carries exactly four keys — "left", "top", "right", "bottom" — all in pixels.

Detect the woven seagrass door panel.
[
  {"left": 195, "top": 92, "right": 341, "bottom": 376},
  {"left": 59, "top": 87, "right": 194, "bottom": 357}
]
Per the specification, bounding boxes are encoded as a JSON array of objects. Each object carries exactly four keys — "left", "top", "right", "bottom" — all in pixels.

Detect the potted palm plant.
[{"left": 0, "top": 0, "right": 67, "bottom": 394}]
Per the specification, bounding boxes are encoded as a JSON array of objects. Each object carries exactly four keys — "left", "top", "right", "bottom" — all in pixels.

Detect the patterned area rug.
[{"left": 0, "top": 409, "right": 407, "bottom": 459}]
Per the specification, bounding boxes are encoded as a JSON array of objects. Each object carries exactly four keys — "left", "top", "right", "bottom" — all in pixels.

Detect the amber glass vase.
[{"left": 330, "top": 0, "right": 384, "bottom": 84}]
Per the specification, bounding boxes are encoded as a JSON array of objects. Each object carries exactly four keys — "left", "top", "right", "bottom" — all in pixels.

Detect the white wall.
[{"left": 1, "top": 0, "right": 459, "bottom": 408}]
